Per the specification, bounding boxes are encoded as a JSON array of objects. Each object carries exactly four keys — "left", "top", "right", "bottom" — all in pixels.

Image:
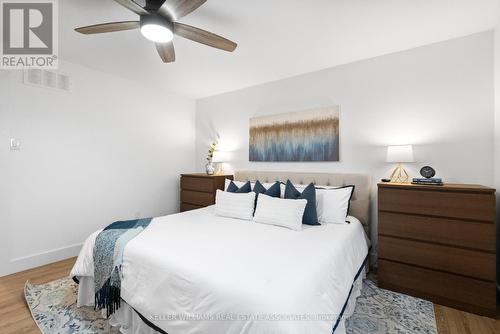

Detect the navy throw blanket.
[{"left": 93, "top": 218, "right": 152, "bottom": 317}]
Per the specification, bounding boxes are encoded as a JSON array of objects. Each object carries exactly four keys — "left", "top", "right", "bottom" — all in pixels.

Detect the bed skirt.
[{"left": 76, "top": 268, "right": 365, "bottom": 334}]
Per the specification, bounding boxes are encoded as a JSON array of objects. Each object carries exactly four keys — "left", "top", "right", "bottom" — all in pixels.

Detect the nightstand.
[
  {"left": 377, "top": 182, "right": 496, "bottom": 317},
  {"left": 180, "top": 173, "right": 233, "bottom": 212}
]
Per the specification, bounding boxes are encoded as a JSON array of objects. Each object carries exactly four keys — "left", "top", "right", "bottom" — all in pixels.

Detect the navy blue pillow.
[
  {"left": 284, "top": 180, "right": 319, "bottom": 226},
  {"left": 253, "top": 181, "right": 281, "bottom": 198},
  {"left": 226, "top": 181, "right": 252, "bottom": 193}
]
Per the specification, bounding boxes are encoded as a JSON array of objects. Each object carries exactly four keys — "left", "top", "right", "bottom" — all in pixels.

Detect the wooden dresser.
[
  {"left": 377, "top": 182, "right": 496, "bottom": 317},
  {"left": 180, "top": 173, "right": 233, "bottom": 212}
]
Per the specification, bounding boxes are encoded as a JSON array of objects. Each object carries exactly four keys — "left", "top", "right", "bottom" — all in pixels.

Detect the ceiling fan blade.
[
  {"left": 114, "top": 0, "right": 149, "bottom": 16},
  {"left": 174, "top": 22, "right": 237, "bottom": 52},
  {"left": 75, "top": 21, "right": 140, "bottom": 34},
  {"left": 158, "top": 0, "right": 206, "bottom": 20},
  {"left": 156, "top": 42, "right": 176, "bottom": 63}
]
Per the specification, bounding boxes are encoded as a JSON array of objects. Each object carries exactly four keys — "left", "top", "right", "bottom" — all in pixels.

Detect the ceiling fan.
[{"left": 75, "top": 0, "right": 237, "bottom": 63}]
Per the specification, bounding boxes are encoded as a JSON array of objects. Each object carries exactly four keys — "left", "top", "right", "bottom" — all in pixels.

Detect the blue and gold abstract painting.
[{"left": 249, "top": 107, "right": 340, "bottom": 161}]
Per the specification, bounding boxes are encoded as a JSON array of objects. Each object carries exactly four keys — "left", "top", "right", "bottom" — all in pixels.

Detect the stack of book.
[{"left": 412, "top": 178, "right": 444, "bottom": 186}]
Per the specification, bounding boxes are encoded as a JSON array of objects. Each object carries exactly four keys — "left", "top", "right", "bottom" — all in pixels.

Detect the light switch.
[{"left": 10, "top": 138, "right": 20, "bottom": 151}]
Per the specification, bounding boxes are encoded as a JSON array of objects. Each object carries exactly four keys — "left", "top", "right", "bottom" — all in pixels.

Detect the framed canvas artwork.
[{"left": 249, "top": 107, "right": 340, "bottom": 162}]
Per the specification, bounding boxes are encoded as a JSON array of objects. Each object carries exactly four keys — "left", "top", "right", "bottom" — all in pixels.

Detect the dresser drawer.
[
  {"left": 180, "top": 203, "right": 205, "bottom": 212},
  {"left": 181, "top": 190, "right": 215, "bottom": 206},
  {"left": 379, "top": 236, "right": 495, "bottom": 281},
  {"left": 378, "top": 260, "right": 496, "bottom": 317},
  {"left": 181, "top": 176, "right": 215, "bottom": 193},
  {"left": 379, "top": 212, "right": 495, "bottom": 252},
  {"left": 378, "top": 188, "right": 495, "bottom": 222}
]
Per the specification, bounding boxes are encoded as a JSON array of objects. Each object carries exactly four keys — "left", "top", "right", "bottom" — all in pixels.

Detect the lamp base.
[
  {"left": 390, "top": 164, "right": 410, "bottom": 183},
  {"left": 215, "top": 162, "right": 225, "bottom": 175}
]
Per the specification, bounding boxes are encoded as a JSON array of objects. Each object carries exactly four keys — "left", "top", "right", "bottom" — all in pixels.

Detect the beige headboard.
[{"left": 234, "top": 171, "right": 372, "bottom": 234}]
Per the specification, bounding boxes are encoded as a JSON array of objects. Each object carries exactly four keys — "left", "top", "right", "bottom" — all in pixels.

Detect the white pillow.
[
  {"left": 319, "top": 186, "right": 355, "bottom": 224},
  {"left": 315, "top": 186, "right": 340, "bottom": 221},
  {"left": 215, "top": 190, "right": 256, "bottom": 220},
  {"left": 284, "top": 181, "right": 354, "bottom": 224},
  {"left": 253, "top": 194, "right": 307, "bottom": 231}
]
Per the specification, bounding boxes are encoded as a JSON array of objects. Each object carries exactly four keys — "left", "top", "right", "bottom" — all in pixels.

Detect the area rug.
[
  {"left": 25, "top": 277, "right": 437, "bottom": 334},
  {"left": 345, "top": 279, "right": 437, "bottom": 334},
  {"left": 25, "top": 278, "right": 119, "bottom": 334}
]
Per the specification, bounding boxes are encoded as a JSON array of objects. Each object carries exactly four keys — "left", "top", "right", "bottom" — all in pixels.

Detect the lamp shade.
[
  {"left": 212, "top": 151, "right": 230, "bottom": 163},
  {"left": 386, "top": 145, "right": 414, "bottom": 163}
]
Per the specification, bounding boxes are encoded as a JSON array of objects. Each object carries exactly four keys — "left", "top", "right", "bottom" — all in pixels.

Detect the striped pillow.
[
  {"left": 253, "top": 194, "right": 307, "bottom": 231},
  {"left": 214, "top": 189, "right": 256, "bottom": 220}
]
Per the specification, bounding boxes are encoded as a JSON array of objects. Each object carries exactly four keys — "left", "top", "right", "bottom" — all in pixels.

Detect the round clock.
[{"left": 420, "top": 166, "right": 436, "bottom": 179}]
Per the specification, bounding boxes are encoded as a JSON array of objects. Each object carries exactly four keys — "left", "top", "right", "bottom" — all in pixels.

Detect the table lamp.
[
  {"left": 212, "top": 151, "right": 230, "bottom": 174},
  {"left": 386, "top": 145, "right": 414, "bottom": 183}
]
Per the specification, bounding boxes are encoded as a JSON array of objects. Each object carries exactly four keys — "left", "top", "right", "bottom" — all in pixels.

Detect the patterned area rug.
[
  {"left": 346, "top": 279, "right": 437, "bottom": 334},
  {"left": 25, "top": 278, "right": 119, "bottom": 334},
  {"left": 25, "top": 277, "right": 437, "bottom": 334}
]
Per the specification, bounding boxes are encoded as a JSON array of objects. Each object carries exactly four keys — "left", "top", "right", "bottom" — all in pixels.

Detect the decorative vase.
[{"left": 205, "top": 161, "right": 215, "bottom": 175}]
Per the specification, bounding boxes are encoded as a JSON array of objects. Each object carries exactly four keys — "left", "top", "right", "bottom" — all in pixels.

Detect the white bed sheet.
[{"left": 71, "top": 206, "right": 369, "bottom": 334}]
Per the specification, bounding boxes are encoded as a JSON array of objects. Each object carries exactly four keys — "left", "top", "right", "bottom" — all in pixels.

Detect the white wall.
[
  {"left": 0, "top": 72, "right": 12, "bottom": 274},
  {"left": 196, "top": 31, "right": 495, "bottom": 259},
  {"left": 0, "top": 61, "right": 196, "bottom": 276}
]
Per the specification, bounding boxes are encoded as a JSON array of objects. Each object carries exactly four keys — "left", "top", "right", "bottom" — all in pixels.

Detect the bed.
[{"left": 71, "top": 171, "right": 371, "bottom": 334}]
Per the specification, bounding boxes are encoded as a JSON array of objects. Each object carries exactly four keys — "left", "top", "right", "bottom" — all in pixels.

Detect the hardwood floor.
[
  {"left": 0, "top": 258, "right": 498, "bottom": 334},
  {"left": 434, "top": 304, "right": 499, "bottom": 334},
  {"left": 0, "top": 258, "right": 76, "bottom": 334}
]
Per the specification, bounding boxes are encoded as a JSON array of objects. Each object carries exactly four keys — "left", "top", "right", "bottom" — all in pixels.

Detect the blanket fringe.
[{"left": 95, "top": 277, "right": 121, "bottom": 318}]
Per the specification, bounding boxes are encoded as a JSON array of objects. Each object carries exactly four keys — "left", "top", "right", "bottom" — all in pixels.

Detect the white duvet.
[{"left": 71, "top": 206, "right": 369, "bottom": 334}]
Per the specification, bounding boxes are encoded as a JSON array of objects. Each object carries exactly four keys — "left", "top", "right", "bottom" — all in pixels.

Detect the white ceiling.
[{"left": 61, "top": 0, "right": 500, "bottom": 99}]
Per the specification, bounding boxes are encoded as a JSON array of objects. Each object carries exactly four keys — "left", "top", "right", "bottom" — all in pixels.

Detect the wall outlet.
[{"left": 10, "top": 138, "right": 20, "bottom": 151}]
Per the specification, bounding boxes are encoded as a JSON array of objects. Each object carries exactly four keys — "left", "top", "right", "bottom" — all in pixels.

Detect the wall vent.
[{"left": 23, "top": 69, "right": 71, "bottom": 92}]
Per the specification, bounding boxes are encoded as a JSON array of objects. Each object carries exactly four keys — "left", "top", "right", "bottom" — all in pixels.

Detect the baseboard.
[{"left": 1, "top": 243, "right": 82, "bottom": 277}]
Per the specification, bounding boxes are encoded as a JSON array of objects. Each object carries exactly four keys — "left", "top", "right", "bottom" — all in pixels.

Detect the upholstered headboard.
[{"left": 234, "top": 171, "right": 372, "bottom": 234}]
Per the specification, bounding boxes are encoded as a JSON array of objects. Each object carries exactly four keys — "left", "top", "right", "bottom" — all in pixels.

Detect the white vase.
[{"left": 205, "top": 161, "right": 215, "bottom": 175}]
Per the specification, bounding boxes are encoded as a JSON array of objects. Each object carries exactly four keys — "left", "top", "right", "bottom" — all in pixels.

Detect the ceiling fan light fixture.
[
  {"left": 141, "top": 24, "right": 173, "bottom": 42},
  {"left": 140, "top": 15, "right": 173, "bottom": 43},
  {"left": 75, "top": 1, "right": 237, "bottom": 63}
]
